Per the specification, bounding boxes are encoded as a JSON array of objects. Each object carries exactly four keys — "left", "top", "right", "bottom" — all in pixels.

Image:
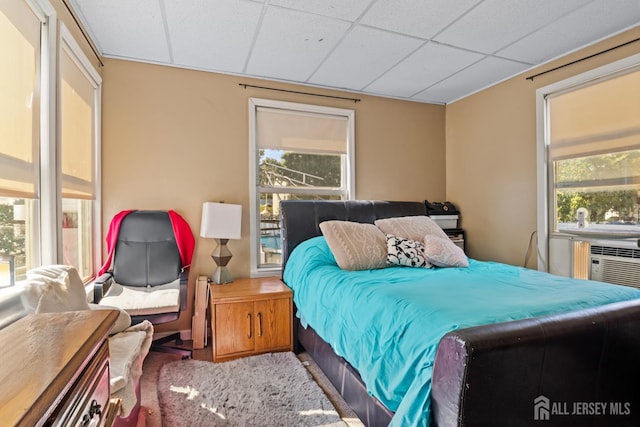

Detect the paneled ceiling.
[{"left": 68, "top": 0, "right": 640, "bottom": 104}]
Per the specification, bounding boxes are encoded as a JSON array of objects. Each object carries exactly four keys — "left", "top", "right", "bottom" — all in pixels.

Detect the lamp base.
[
  {"left": 211, "top": 266, "right": 233, "bottom": 285},
  {"left": 210, "top": 238, "right": 234, "bottom": 284}
]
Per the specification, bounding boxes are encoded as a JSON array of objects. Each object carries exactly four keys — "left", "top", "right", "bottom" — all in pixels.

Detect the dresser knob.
[{"left": 89, "top": 399, "right": 102, "bottom": 417}]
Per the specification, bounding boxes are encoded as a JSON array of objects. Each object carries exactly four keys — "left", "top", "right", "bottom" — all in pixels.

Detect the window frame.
[
  {"left": 535, "top": 52, "right": 640, "bottom": 273},
  {"left": 248, "top": 98, "right": 355, "bottom": 277}
]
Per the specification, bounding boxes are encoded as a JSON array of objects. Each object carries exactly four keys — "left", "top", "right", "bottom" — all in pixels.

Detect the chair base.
[{"left": 151, "top": 332, "right": 192, "bottom": 359}]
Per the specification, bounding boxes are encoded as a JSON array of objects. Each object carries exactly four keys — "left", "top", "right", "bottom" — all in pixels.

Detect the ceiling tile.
[
  {"left": 71, "top": 0, "right": 170, "bottom": 62},
  {"left": 309, "top": 25, "right": 423, "bottom": 91},
  {"left": 164, "top": 0, "right": 263, "bottom": 73},
  {"left": 413, "top": 56, "right": 529, "bottom": 103},
  {"left": 69, "top": 0, "right": 640, "bottom": 104},
  {"left": 245, "top": 7, "right": 351, "bottom": 81},
  {"left": 360, "top": 0, "right": 479, "bottom": 39},
  {"left": 434, "top": 0, "right": 593, "bottom": 54},
  {"left": 497, "top": 0, "right": 640, "bottom": 64},
  {"left": 267, "top": 0, "right": 372, "bottom": 21},
  {"left": 366, "top": 43, "right": 484, "bottom": 98}
]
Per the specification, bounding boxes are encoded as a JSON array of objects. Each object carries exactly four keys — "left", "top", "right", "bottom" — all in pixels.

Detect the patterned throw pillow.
[
  {"left": 386, "top": 234, "right": 431, "bottom": 268},
  {"left": 423, "top": 235, "right": 469, "bottom": 268}
]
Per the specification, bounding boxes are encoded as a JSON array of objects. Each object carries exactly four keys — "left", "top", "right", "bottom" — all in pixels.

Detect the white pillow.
[{"left": 423, "top": 235, "right": 469, "bottom": 268}]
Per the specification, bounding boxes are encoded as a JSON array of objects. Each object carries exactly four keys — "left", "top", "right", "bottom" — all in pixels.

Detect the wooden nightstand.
[{"left": 209, "top": 276, "right": 293, "bottom": 362}]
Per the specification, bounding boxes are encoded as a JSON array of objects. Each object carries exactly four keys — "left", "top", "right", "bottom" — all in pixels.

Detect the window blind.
[
  {"left": 256, "top": 107, "right": 348, "bottom": 155},
  {"left": 548, "top": 69, "right": 640, "bottom": 161},
  {"left": 0, "top": 2, "right": 41, "bottom": 198},
  {"left": 60, "top": 47, "right": 95, "bottom": 199}
]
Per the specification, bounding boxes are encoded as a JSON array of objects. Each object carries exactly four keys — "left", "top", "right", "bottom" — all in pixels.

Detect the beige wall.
[
  {"left": 101, "top": 60, "right": 445, "bottom": 331},
  {"left": 446, "top": 26, "right": 640, "bottom": 266}
]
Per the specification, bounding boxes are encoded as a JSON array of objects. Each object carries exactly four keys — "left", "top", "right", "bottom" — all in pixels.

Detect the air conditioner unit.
[{"left": 590, "top": 241, "right": 640, "bottom": 289}]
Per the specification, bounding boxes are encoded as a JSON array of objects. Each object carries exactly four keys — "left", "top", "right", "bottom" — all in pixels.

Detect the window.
[
  {"left": 249, "top": 98, "right": 355, "bottom": 275},
  {"left": 547, "top": 68, "right": 640, "bottom": 235},
  {"left": 0, "top": 1, "right": 101, "bottom": 287},
  {"left": 536, "top": 53, "right": 640, "bottom": 274},
  {"left": 59, "top": 25, "right": 101, "bottom": 280},
  {"left": 0, "top": 0, "right": 44, "bottom": 286}
]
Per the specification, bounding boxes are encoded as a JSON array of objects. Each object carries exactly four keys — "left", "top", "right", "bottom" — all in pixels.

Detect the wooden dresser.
[{"left": 0, "top": 310, "right": 120, "bottom": 427}]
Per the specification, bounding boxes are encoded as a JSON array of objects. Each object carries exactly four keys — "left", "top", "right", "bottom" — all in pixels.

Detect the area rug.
[{"left": 158, "top": 352, "right": 346, "bottom": 426}]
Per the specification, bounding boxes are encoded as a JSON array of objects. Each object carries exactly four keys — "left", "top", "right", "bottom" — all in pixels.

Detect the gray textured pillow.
[
  {"left": 319, "top": 220, "right": 388, "bottom": 270},
  {"left": 375, "top": 215, "right": 449, "bottom": 241}
]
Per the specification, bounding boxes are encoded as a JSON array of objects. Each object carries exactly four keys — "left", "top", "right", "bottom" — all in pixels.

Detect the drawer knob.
[
  {"left": 81, "top": 400, "right": 102, "bottom": 425},
  {"left": 90, "top": 399, "right": 102, "bottom": 417}
]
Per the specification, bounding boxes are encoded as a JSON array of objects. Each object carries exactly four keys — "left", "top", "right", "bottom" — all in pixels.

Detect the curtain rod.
[
  {"left": 526, "top": 36, "right": 640, "bottom": 81},
  {"left": 239, "top": 83, "right": 360, "bottom": 103},
  {"left": 61, "top": 0, "right": 104, "bottom": 67}
]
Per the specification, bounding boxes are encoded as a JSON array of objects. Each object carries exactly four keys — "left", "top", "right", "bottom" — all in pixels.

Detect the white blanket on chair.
[{"left": 108, "top": 320, "right": 154, "bottom": 417}]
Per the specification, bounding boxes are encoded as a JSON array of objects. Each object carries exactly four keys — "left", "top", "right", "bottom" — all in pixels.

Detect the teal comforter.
[{"left": 283, "top": 236, "right": 640, "bottom": 427}]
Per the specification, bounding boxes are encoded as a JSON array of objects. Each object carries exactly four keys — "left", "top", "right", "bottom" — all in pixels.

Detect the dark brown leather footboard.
[{"left": 432, "top": 298, "right": 640, "bottom": 427}]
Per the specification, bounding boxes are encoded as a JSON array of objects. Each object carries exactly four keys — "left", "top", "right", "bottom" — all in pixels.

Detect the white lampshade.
[{"left": 200, "top": 202, "right": 242, "bottom": 239}]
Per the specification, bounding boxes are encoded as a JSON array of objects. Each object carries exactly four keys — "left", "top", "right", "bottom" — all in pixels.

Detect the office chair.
[{"left": 94, "top": 210, "right": 194, "bottom": 359}]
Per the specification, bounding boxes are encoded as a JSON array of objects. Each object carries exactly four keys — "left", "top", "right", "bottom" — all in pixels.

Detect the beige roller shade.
[
  {"left": 0, "top": 2, "right": 40, "bottom": 198},
  {"left": 60, "top": 48, "right": 95, "bottom": 199},
  {"left": 548, "top": 69, "right": 640, "bottom": 160},
  {"left": 256, "top": 106, "right": 348, "bottom": 155}
]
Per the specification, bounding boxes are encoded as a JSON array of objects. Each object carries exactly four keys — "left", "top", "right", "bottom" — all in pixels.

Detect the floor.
[{"left": 137, "top": 340, "right": 364, "bottom": 426}]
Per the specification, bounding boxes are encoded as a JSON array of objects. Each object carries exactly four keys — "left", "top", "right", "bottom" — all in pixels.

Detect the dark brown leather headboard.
[{"left": 280, "top": 200, "right": 427, "bottom": 273}]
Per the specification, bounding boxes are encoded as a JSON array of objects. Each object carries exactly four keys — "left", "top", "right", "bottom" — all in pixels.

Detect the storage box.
[{"left": 430, "top": 214, "right": 459, "bottom": 229}]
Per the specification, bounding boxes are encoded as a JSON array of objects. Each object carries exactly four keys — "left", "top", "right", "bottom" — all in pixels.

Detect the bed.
[{"left": 279, "top": 200, "right": 640, "bottom": 427}]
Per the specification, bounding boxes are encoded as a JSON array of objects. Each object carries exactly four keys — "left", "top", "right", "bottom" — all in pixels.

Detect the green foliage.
[
  {"left": 0, "top": 203, "right": 25, "bottom": 256},
  {"left": 557, "top": 190, "right": 636, "bottom": 223},
  {"left": 281, "top": 152, "right": 341, "bottom": 187},
  {"left": 555, "top": 150, "right": 640, "bottom": 224},
  {"left": 259, "top": 157, "right": 283, "bottom": 186},
  {"left": 556, "top": 151, "right": 640, "bottom": 183},
  {"left": 259, "top": 151, "right": 342, "bottom": 188}
]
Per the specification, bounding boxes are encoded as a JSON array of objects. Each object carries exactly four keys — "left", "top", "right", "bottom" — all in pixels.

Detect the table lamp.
[{"left": 200, "top": 202, "right": 242, "bottom": 284}]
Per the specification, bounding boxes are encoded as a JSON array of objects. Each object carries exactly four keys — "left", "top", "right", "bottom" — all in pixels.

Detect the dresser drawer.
[{"left": 48, "top": 341, "right": 111, "bottom": 427}]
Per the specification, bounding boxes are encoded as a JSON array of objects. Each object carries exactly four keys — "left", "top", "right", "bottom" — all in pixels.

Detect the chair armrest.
[
  {"left": 93, "top": 272, "right": 114, "bottom": 303},
  {"left": 179, "top": 268, "right": 189, "bottom": 311}
]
